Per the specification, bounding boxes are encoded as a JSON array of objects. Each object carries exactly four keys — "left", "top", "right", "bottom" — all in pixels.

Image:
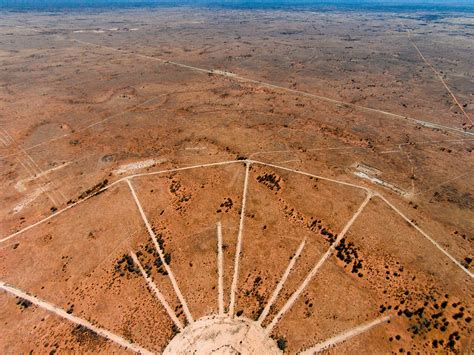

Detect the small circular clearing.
[{"left": 163, "top": 315, "right": 281, "bottom": 354}]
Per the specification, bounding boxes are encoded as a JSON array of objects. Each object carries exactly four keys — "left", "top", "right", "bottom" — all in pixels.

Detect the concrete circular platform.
[{"left": 163, "top": 315, "right": 281, "bottom": 354}]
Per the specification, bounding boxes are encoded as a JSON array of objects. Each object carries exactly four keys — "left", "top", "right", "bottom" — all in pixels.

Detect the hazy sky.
[{"left": 1, "top": 0, "right": 473, "bottom": 10}]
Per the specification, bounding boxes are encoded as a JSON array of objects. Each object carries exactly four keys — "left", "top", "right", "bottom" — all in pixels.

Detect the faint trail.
[
  {"left": 249, "top": 138, "right": 474, "bottom": 160},
  {"left": 0, "top": 130, "right": 11, "bottom": 147},
  {"left": 71, "top": 38, "right": 473, "bottom": 137},
  {"left": 0, "top": 96, "right": 163, "bottom": 160},
  {"left": 130, "top": 160, "right": 241, "bottom": 180},
  {"left": 22, "top": 149, "right": 68, "bottom": 202},
  {"left": 380, "top": 150, "right": 400, "bottom": 154},
  {"left": 414, "top": 169, "right": 473, "bottom": 197},
  {"left": 275, "top": 159, "right": 300, "bottom": 164},
  {"left": 408, "top": 31, "right": 473, "bottom": 126},
  {"left": 0, "top": 160, "right": 241, "bottom": 244},
  {"left": 398, "top": 144, "right": 416, "bottom": 195},
  {"left": 251, "top": 160, "right": 370, "bottom": 192},
  {"left": 299, "top": 315, "right": 391, "bottom": 354},
  {"left": 2, "top": 32, "right": 473, "bottom": 164},
  {"left": 0, "top": 281, "right": 153, "bottom": 355},
  {"left": 248, "top": 149, "right": 292, "bottom": 159},
  {"left": 229, "top": 161, "right": 250, "bottom": 316},
  {"left": 0, "top": 179, "right": 122, "bottom": 244},
  {"left": 84, "top": 96, "right": 161, "bottom": 130},
  {"left": 126, "top": 178, "right": 194, "bottom": 324},
  {"left": 15, "top": 162, "right": 71, "bottom": 192},
  {"left": 257, "top": 238, "right": 306, "bottom": 325},
  {"left": 0, "top": 136, "right": 9, "bottom": 146},
  {"left": 0, "top": 128, "right": 14, "bottom": 146},
  {"left": 130, "top": 251, "right": 184, "bottom": 330},
  {"left": 16, "top": 157, "right": 58, "bottom": 206},
  {"left": 80, "top": 227, "right": 141, "bottom": 279},
  {"left": 1, "top": 29, "right": 472, "bottom": 166},
  {"left": 377, "top": 194, "right": 473, "bottom": 278},
  {"left": 2, "top": 127, "right": 64, "bottom": 205},
  {"left": 216, "top": 221, "right": 225, "bottom": 315},
  {"left": 265, "top": 192, "right": 373, "bottom": 333}
]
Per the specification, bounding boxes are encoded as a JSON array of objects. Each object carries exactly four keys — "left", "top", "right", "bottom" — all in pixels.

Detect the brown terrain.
[{"left": 0, "top": 6, "right": 473, "bottom": 354}]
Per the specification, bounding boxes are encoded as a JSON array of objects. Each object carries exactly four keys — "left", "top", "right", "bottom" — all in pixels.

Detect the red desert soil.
[{"left": 0, "top": 6, "right": 472, "bottom": 354}]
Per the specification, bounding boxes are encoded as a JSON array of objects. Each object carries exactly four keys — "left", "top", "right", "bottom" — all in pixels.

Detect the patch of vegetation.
[
  {"left": 154, "top": 232, "right": 170, "bottom": 275},
  {"left": 257, "top": 173, "right": 282, "bottom": 191},
  {"left": 170, "top": 180, "right": 181, "bottom": 194},
  {"left": 66, "top": 304, "right": 74, "bottom": 314},
  {"left": 68, "top": 179, "right": 108, "bottom": 204},
  {"left": 217, "top": 197, "right": 233, "bottom": 213},
  {"left": 320, "top": 227, "right": 336, "bottom": 244},
  {"left": 164, "top": 252, "right": 171, "bottom": 265},
  {"left": 16, "top": 297, "right": 32, "bottom": 310},
  {"left": 431, "top": 186, "right": 474, "bottom": 210},
  {"left": 114, "top": 232, "right": 172, "bottom": 281},
  {"left": 379, "top": 290, "right": 471, "bottom": 352},
  {"left": 242, "top": 274, "right": 266, "bottom": 320},
  {"left": 174, "top": 304, "right": 184, "bottom": 321},
  {"left": 303, "top": 295, "right": 314, "bottom": 318},
  {"left": 114, "top": 254, "right": 140, "bottom": 277},
  {"left": 277, "top": 337, "right": 287, "bottom": 351},
  {"left": 335, "top": 238, "right": 363, "bottom": 277},
  {"left": 72, "top": 324, "right": 103, "bottom": 348},
  {"left": 169, "top": 179, "right": 191, "bottom": 207}
]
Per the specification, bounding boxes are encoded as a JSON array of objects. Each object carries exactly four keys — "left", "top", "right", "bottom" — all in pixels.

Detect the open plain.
[{"left": 0, "top": 5, "right": 473, "bottom": 354}]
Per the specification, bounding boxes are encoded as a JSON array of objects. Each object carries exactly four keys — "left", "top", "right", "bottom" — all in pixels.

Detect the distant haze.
[{"left": 1, "top": 0, "right": 473, "bottom": 11}]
